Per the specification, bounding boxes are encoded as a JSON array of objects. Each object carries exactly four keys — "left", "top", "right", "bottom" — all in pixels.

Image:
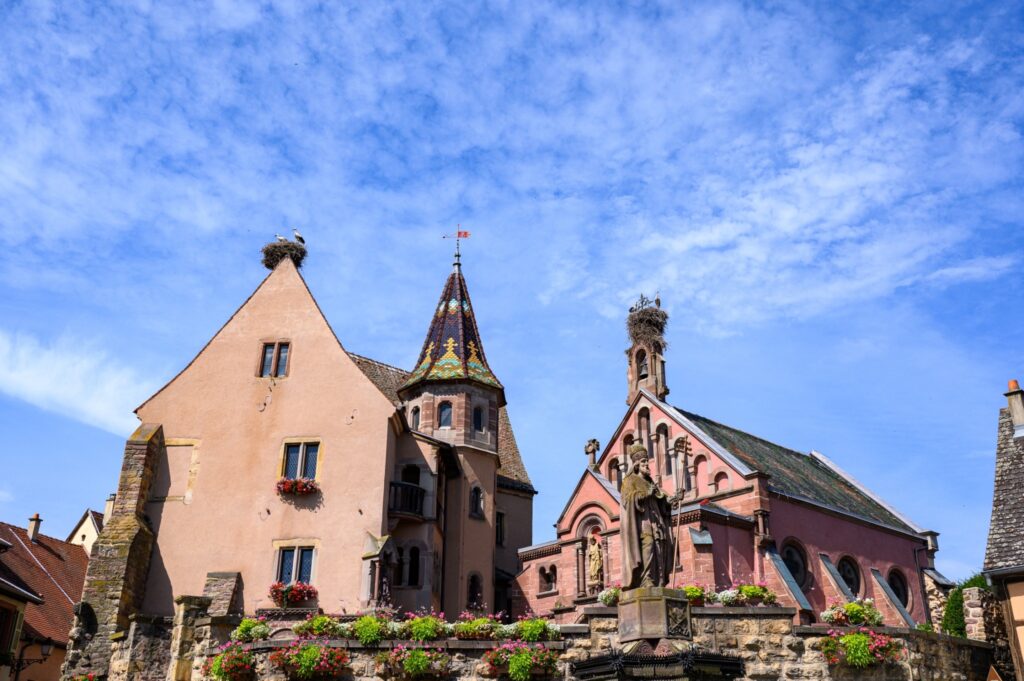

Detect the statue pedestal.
[{"left": 618, "top": 587, "right": 692, "bottom": 643}]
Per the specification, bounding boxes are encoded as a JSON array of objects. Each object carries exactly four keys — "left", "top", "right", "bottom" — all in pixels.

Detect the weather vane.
[{"left": 442, "top": 224, "right": 471, "bottom": 268}]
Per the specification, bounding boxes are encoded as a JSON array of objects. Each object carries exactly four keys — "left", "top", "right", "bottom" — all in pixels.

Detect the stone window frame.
[
  {"left": 887, "top": 568, "right": 911, "bottom": 608},
  {"left": 836, "top": 556, "right": 862, "bottom": 597},
  {"left": 410, "top": 406, "right": 421, "bottom": 431},
  {"left": 394, "top": 541, "right": 426, "bottom": 589},
  {"left": 257, "top": 338, "right": 292, "bottom": 378},
  {"left": 274, "top": 542, "right": 318, "bottom": 585},
  {"left": 472, "top": 404, "right": 486, "bottom": 433},
  {"left": 279, "top": 439, "right": 322, "bottom": 480},
  {"left": 538, "top": 565, "right": 558, "bottom": 597}
]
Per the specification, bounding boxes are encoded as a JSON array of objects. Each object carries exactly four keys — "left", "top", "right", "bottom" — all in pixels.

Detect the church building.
[
  {"left": 514, "top": 297, "right": 951, "bottom": 627},
  {"left": 63, "top": 242, "right": 534, "bottom": 679}
]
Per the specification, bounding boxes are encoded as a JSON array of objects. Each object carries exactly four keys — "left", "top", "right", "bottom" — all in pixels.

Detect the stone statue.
[
  {"left": 620, "top": 442, "right": 674, "bottom": 589},
  {"left": 584, "top": 438, "right": 600, "bottom": 468},
  {"left": 587, "top": 535, "right": 604, "bottom": 594}
]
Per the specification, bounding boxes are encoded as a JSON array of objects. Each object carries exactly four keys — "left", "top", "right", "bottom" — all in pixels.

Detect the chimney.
[
  {"left": 1007, "top": 379, "right": 1024, "bottom": 438},
  {"left": 103, "top": 493, "right": 116, "bottom": 524},
  {"left": 27, "top": 513, "right": 41, "bottom": 542}
]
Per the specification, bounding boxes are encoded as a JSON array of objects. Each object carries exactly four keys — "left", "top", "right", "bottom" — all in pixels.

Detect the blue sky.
[{"left": 1, "top": 1, "right": 1022, "bottom": 581}]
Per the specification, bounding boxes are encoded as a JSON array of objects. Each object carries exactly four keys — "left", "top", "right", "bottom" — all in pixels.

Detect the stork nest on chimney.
[
  {"left": 262, "top": 241, "right": 307, "bottom": 270},
  {"left": 627, "top": 306, "right": 668, "bottom": 350}
]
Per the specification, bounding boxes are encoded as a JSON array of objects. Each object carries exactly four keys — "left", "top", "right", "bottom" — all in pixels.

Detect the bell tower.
[{"left": 626, "top": 294, "right": 669, "bottom": 404}]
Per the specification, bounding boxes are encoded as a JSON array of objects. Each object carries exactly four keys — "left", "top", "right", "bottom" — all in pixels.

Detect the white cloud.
[{"left": 0, "top": 330, "right": 153, "bottom": 436}]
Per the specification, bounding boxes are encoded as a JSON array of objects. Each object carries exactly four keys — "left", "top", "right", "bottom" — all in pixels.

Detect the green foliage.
[
  {"left": 736, "top": 584, "right": 777, "bottom": 604},
  {"left": 941, "top": 587, "right": 966, "bottom": 637},
  {"left": 839, "top": 632, "right": 874, "bottom": 668},
  {"left": 269, "top": 641, "right": 350, "bottom": 679},
  {"left": 682, "top": 585, "right": 706, "bottom": 601},
  {"left": 843, "top": 601, "right": 883, "bottom": 627},
  {"left": 915, "top": 623, "right": 934, "bottom": 632},
  {"left": 354, "top": 615, "right": 385, "bottom": 646},
  {"left": 960, "top": 573, "right": 990, "bottom": 591},
  {"left": 203, "top": 643, "right": 255, "bottom": 681},
  {"left": 292, "top": 614, "right": 346, "bottom": 638},
  {"left": 516, "top": 617, "right": 555, "bottom": 642},
  {"left": 406, "top": 615, "right": 446, "bottom": 642},
  {"left": 454, "top": 616, "right": 497, "bottom": 640},
  {"left": 230, "top": 617, "right": 271, "bottom": 642},
  {"left": 508, "top": 650, "right": 535, "bottom": 681},
  {"left": 402, "top": 649, "right": 431, "bottom": 676}
]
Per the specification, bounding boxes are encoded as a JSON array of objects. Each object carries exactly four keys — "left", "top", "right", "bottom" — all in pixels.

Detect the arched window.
[
  {"left": 781, "top": 541, "right": 810, "bottom": 589},
  {"left": 408, "top": 547, "right": 421, "bottom": 587},
  {"left": 638, "top": 408, "right": 651, "bottom": 442},
  {"left": 636, "top": 350, "right": 649, "bottom": 378},
  {"left": 473, "top": 406, "right": 485, "bottom": 432},
  {"left": 608, "top": 458, "right": 622, "bottom": 490},
  {"left": 693, "top": 455, "right": 708, "bottom": 496},
  {"left": 548, "top": 566, "right": 558, "bottom": 590},
  {"left": 656, "top": 424, "right": 671, "bottom": 475},
  {"left": 438, "top": 401, "right": 452, "bottom": 428},
  {"left": 675, "top": 437, "right": 692, "bottom": 490},
  {"left": 410, "top": 406, "right": 420, "bottom": 431},
  {"left": 888, "top": 569, "right": 909, "bottom": 607},
  {"left": 468, "top": 573, "right": 483, "bottom": 607},
  {"left": 469, "top": 486, "right": 484, "bottom": 517},
  {"left": 713, "top": 471, "right": 730, "bottom": 493},
  {"left": 836, "top": 557, "right": 860, "bottom": 596},
  {"left": 401, "top": 465, "right": 421, "bottom": 485}
]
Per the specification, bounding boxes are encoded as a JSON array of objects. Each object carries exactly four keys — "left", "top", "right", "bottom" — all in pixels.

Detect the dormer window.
[
  {"left": 259, "top": 342, "right": 290, "bottom": 377},
  {"left": 438, "top": 401, "right": 453, "bottom": 428},
  {"left": 473, "top": 406, "right": 485, "bottom": 432}
]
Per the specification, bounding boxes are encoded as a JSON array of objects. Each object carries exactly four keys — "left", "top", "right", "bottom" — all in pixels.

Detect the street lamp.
[{"left": 13, "top": 637, "right": 54, "bottom": 681}]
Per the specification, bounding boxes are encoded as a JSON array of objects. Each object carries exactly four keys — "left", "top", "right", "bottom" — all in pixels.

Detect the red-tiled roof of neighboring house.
[{"left": 0, "top": 521, "right": 88, "bottom": 645}]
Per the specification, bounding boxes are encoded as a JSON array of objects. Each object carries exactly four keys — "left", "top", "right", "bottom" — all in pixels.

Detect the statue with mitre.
[{"left": 620, "top": 442, "right": 674, "bottom": 589}]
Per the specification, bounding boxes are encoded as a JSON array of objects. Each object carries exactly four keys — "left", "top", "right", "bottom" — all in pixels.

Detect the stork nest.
[
  {"left": 627, "top": 306, "right": 668, "bottom": 350},
  {"left": 262, "top": 241, "right": 307, "bottom": 270}
]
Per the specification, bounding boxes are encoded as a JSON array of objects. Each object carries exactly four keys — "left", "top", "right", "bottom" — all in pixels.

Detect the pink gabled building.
[{"left": 514, "top": 299, "right": 952, "bottom": 626}]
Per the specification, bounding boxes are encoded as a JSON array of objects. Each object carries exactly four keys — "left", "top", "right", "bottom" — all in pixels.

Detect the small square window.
[
  {"left": 283, "top": 442, "right": 319, "bottom": 479},
  {"left": 259, "top": 342, "right": 291, "bottom": 377},
  {"left": 277, "top": 546, "right": 315, "bottom": 584}
]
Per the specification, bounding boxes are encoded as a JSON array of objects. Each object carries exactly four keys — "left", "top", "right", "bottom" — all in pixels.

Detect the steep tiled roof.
[
  {"left": 0, "top": 522, "right": 88, "bottom": 644},
  {"left": 348, "top": 353, "right": 410, "bottom": 407},
  {"left": 984, "top": 408, "right": 1024, "bottom": 572},
  {"left": 679, "top": 410, "right": 916, "bottom": 534},
  {"left": 401, "top": 266, "right": 502, "bottom": 392},
  {"left": 348, "top": 352, "right": 532, "bottom": 489}
]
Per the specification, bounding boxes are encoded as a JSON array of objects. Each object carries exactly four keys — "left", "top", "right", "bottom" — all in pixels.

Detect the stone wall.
[
  {"left": 63, "top": 425, "right": 165, "bottom": 680},
  {"left": 963, "top": 586, "right": 1015, "bottom": 680}
]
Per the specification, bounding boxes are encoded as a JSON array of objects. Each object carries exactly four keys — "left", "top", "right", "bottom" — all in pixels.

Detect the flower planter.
[
  {"left": 269, "top": 581, "right": 319, "bottom": 608},
  {"left": 276, "top": 477, "right": 320, "bottom": 496}
]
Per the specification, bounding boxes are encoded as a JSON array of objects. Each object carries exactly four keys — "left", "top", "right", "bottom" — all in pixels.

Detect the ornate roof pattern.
[{"left": 401, "top": 267, "right": 502, "bottom": 391}]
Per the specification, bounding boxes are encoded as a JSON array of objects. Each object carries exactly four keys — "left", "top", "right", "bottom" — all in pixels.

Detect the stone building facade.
[
  {"left": 515, "top": 298, "right": 952, "bottom": 629},
  {"left": 62, "top": 244, "right": 534, "bottom": 679}
]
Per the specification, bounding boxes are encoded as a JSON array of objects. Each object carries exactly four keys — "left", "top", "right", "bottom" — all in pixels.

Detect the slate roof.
[
  {"left": 349, "top": 352, "right": 533, "bottom": 490},
  {"left": 401, "top": 265, "right": 502, "bottom": 392},
  {"left": 984, "top": 408, "right": 1024, "bottom": 572},
  {"left": 679, "top": 409, "right": 916, "bottom": 534},
  {"left": 0, "top": 522, "right": 88, "bottom": 645}
]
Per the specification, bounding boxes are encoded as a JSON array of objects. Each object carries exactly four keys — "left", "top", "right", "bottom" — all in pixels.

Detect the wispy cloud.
[{"left": 0, "top": 331, "right": 153, "bottom": 436}]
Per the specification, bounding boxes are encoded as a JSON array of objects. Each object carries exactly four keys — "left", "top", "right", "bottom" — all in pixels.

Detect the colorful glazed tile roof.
[{"left": 401, "top": 266, "right": 502, "bottom": 391}]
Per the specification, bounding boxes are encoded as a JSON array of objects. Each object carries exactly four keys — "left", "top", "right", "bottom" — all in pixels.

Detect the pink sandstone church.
[{"left": 512, "top": 296, "right": 953, "bottom": 627}]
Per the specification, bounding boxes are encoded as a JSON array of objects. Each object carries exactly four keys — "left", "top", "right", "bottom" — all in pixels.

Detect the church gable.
[{"left": 554, "top": 470, "right": 620, "bottom": 538}]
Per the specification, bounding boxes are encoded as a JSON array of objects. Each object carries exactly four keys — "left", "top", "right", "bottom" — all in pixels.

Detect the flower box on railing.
[{"left": 276, "top": 477, "right": 320, "bottom": 496}]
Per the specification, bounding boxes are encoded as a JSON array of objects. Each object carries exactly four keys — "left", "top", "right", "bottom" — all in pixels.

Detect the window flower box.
[
  {"left": 276, "top": 477, "right": 320, "bottom": 496},
  {"left": 202, "top": 642, "right": 255, "bottom": 681},
  {"left": 819, "top": 627, "right": 902, "bottom": 667},
  {"left": 269, "top": 581, "right": 318, "bottom": 607},
  {"left": 269, "top": 640, "right": 350, "bottom": 679}
]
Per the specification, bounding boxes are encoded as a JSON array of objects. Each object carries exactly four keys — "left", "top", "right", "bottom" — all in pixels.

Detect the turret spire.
[{"left": 400, "top": 254, "right": 502, "bottom": 398}]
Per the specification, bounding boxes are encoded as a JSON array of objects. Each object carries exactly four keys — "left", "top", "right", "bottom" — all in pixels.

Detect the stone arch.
[
  {"left": 712, "top": 468, "right": 731, "bottom": 493},
  {"left": 574, "top": 511, "right": 607, "bottom": 540},
  {"left": 693, "top": 455, "right": 709, "bottom": 496}
]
